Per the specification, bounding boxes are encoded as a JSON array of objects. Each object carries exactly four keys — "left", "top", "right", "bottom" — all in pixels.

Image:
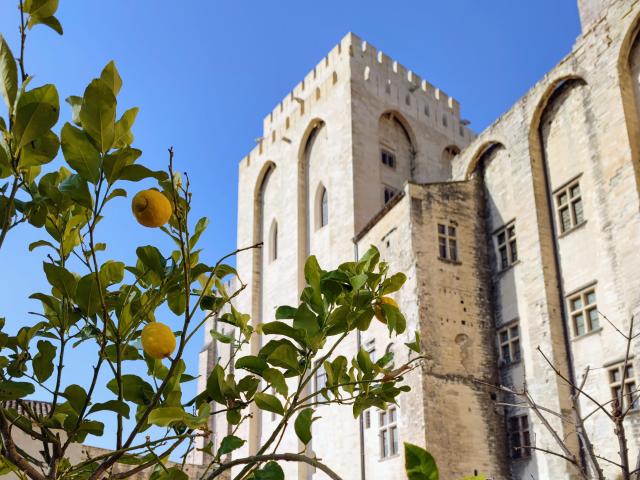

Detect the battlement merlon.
[
  {"left": 241, "top": 32, "right": 469, "bottom": 168},
  {"left": 261, "top": 32, "right": 465, "bottom": 134}
]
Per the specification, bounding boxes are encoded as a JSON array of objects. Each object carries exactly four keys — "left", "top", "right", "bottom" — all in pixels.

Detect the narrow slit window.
[
  {"left": 269, "top": 220, "right": 278, "bottom": 262},
  {"left": 318, "top": 186, "right": 328, "bottom": 229}
]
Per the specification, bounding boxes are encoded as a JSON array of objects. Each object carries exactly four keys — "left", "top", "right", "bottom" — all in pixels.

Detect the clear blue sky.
[{"left": 0, "top": 0, "right": 580, "bottom": 454}]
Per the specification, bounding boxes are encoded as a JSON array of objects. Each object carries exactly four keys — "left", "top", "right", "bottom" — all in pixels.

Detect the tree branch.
[{"left": 206, "top": 453, "right": 343, "bottom": 480}]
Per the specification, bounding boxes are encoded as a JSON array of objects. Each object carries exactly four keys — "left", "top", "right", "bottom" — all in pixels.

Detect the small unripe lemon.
[
  {"left": 141, "top": 322, "right": 176, "bottom": 359},
  {"left": 373, "top": 297, "right": 399, "bottom": 325},
  {"left": 131, "top": 189, "right": 172, "bottom": 228}
]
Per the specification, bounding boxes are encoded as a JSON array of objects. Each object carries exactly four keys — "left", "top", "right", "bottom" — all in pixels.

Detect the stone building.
[{"left": 196, "top": 0, "right": 640, "bottom": 478}]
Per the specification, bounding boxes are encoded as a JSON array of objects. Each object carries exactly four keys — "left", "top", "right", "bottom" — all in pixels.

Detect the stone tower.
[{"left": 196, "top": 0, "right": 640, "bottom": 478}]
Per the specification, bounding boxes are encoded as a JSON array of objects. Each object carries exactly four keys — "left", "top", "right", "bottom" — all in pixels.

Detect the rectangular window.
[
  {"left": 437, "top": 223, "right": 458, "bottom": 262},
  {"left": 379, "top": 406, "right": 398, "bottom": 458},
  {"left": 314, "top": 361, "right": 327, "bottom": 393},
  {"left": 568, "top": 286, "right": 599, "bottom": 337},
  {"left": 494, "top": 222, "right": 517, "bottom": 270},
  {"left": 609, "top": 362, "right": 639, "bottom": 411},
  {"left": 364, "top": 410, "right": 371, "bottom": 429},
  {"left": 498, "top": 322, "right": 521, "bottom": 365},
  {"left": 380, "top": 149, "right": 396, "bottom": 169},
  {"left": 508, "top": 415, "right": 531, "bottom": 459},
  {"left": 383, "top": 186, "right": 398, "bottom": 205},
  {"left": 555, "top": 179, "right": 584, "bottom": 234}
]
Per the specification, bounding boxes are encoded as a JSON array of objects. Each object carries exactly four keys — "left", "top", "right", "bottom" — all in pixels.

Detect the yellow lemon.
[
  {"left": 373, "top": 296, "right": 399, "bottom": 324},
  {"left": 141, "top": 322, "right": 176, "bottom": 359},
  {"left": 131, "top": 189, "right": 172, "bottom": 228}
]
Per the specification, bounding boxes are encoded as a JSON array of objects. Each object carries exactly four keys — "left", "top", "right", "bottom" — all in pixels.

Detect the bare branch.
[{"left": 206, "top": 453, "right": 343, "bottom": 480}]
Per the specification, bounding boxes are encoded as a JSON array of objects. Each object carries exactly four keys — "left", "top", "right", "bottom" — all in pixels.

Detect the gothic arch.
[
  {"left": 464, "top": 141, "right": 506, "bottom": 180},
  {"left": 297, "top": 119, "right": 327, "bottom": 291},
  {"left": 378, "top": 110, "right": 417, "bottom": 154},
  {"left": 252, "top": 161, "right": 277, "bottom": 244},
  {"left": 617, "top": 12, "right": 640, "bottom": 195},
  {"left": 249, "top": 159, "right": 276, "bottom": 453},
  {"left": 524, "top": 75, "right": 588, "bottom": 465}
]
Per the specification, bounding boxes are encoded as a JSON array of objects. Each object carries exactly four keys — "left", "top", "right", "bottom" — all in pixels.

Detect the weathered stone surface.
[{"left": 197, "top": 1, "right": 640, "bottom": 478}]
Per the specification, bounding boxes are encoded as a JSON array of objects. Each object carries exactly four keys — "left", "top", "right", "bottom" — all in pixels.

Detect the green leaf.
[
  {"left": 382, "top": 302, "right": 406, "bottom": 335},
  {"left": 29, "top": 15, "right": 63, "bottom": 35},
  {"left": 20, "top": 129, "right": 59, "bottom": 167},
  {"left": 151, "top": 467, "right": 188, "bottom": 480},
  {"left": 59, "top": 174, "right": 93, "bottom": 209},
  {"left": 190, "top": 217, "right": 209, "bottom": 248},
  {"left": 381, "top": 272, "right": 407, "bottom": 295},
  {"left": 254, "top": 462, "right": 284, "bottom": 480},
  {"left": 77, "top": 419, "right": 104, "bottom": 437},
  {"left": 113, "top": 107, "right": 139, "bottom": 148},
  {"left": 0, "top": 35, "right": 17, "bottom": 112},
  {"left": 147, "top": 406, "right": 188, "bottom": 427},
  {"left": 0, "top": 141, "right": 11, "bottom": 178},
  {"left": 75, "top": 273, "right": 102, "bottom": 317},
  {"left": 261, "top": 321, "right": 304, "bottom": 344},
  {"left": 104, "top": 344, "right": 142, "bottom": 362},
  {"left": 24, "top": 0, "right": 59, "bottom": 18},
  {"left": 107, "top": 375, "right": 154, "bottom": 405},
  {"left": 217, "top": 435, "right": 245, "bottom": 456},
  {"left": 167, "top": 288, "right": 186, "bottom": 316},
  {"left": 13, "top": 84, "right": 59, "bottom": 150},
  {"left": 118, "top": 164, "right": 168, "bottom": 182},
  {"left": 262, "top": 368, "right": 288, "bottom": 397},
  {"left": 0, "top": 380, "right": 34, "bottom": 400},
  {"left": 63, "top": 384, "right": 88, "bottom": 414},
  {"left": 235, "top": 355, "right": 267, "bottom": 375},
  {"left": 88, "top": 400, "right": 130, "bottom": 419},
  {"left": 103, "top": 147, "right": 142, "bottom": 184},
  {"left": 28, "top": 240, "right": 55, "bottom": 252},
  {"left": 61, "top": 123, "right": 100, "bottom": 183},
  {"left": 80, "top": 78, "right": 116, "bottom": 153},
  {"left": 43, "top": 262, "right": 77, "bottom": 298},
  {"left": 405, "top": 331, "right": 421, "bottom": 354},
  {"left": 105, "top": 188, "right": 127, "bottom": 203},
  {"left": 304, "top": 255, "right": 322, "bottom": 289},
  {"left": 100, "top": 61, "right": 122, "bottom": 96},
  {"left": 266, "top": 344, "right": 299, "bottom": 372},
  {"left": 275, "top": 306, "right": 297, "bottom": 320},
  {"left": 136, "top": 245, "right": 166, "bottom": 276},
  {"left": 254, "top": 392, "right": 284, "bottom": 416},
  {"left": 32, "top": 340, "right": 56, "bottom": 382},
  {"left": 294, "top": 408, "right": 316, "bottom": 445},
  {"left": 99, "top": 260, "right": 124, "bottom": 286},
  {"left": 404, "top": 443, "right": 439, "bottom": 480}
]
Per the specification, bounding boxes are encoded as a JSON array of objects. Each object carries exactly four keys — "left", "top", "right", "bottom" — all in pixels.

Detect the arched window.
[
  {"left": 269, "top": 219, "right": 278, "bottom": 262},
  {"left": 318, "top": 186, "right": 328, "bottom": 229}
]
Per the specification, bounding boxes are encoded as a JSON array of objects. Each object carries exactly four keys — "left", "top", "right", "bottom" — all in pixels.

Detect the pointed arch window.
[
  {"left": 318, "top": 186, "right": 328, "bottom": 229},
  {"left": 269, "top": 219, "right": 278, "bottom": 262}
]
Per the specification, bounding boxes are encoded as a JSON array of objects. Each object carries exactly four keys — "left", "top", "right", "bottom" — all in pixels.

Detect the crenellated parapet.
[{"left": 240, "top": 31, "right": 475, "bottom": 169}]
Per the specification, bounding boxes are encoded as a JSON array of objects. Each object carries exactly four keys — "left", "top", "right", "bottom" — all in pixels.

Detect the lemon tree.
[{"left": 0, "top": 2, "right": 442, "bottom": 480}]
